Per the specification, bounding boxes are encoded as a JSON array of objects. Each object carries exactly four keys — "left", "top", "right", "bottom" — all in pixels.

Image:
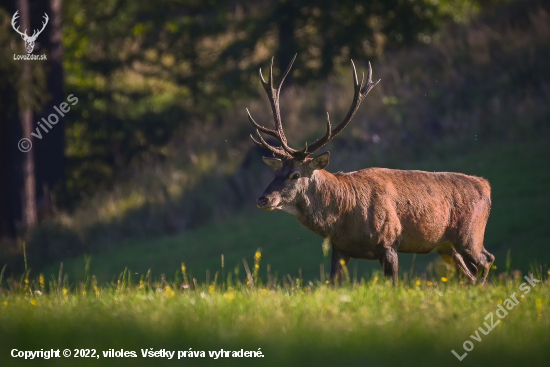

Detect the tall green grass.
[{"left": 1, "top": 261, "right": 549, "bottom": 367}]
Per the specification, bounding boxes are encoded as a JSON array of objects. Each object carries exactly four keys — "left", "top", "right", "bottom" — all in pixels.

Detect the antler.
[
  {"left": 29, "top": 13, "right": 49, "bottom": 41},
  {"left": 11, "top": 11, "right": 27, "bottom": 38},
  {"left": 248, "top": 55, "right": 299, "bottom": 158},
  {"left": 11, "top": 11, "right": 48, "bottom": 40},
  {"left": 248, "top": 56, "right": 380, "bottom": 160},
  {"left": 299, "top": 60, "right": 380, "bottom": 157}
]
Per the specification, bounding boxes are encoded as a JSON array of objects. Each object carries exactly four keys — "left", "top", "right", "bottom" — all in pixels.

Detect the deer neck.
[{"left": 292, "top": 170, "right": 348, "bottom": 238}]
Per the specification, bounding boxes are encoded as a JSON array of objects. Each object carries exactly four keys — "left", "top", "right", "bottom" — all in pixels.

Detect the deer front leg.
[
  {"left": 330, "top": 245, "right": 350, "bottom": 282},
  {"left": 379, "top": 246, "right": 399, "bottom": 284}
]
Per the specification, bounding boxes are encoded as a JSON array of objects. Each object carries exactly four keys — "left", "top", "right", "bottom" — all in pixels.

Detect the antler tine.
[
  {"left": 301, "top": 60, "right": 380, "bottom": 156},
  {"left": 361, "top": 61, "right": 381, "bottom": 95},
  {"left": 249, "top": 59, "right": 292, "bottom": 158},
  {"left": 29, "top": 13, "right": 49, "bottom": 41},
  {"left": 277, "top": 54, "right": 297, "bottom": 95},
  {"left": 271, "top": 55, "right": 300, "bottom": 155},
  {"left": 257, "top": 55, "right": 300, "bottom": 156},
  {"left": 246, "top": 108, "right": 279, "bottom": 139},
  {"left": 250, "top": 130, "right": 288, "bottom": 158},
  {"left": 11, "top": 11, "right": 27, "bottom": 37},
  {"left": 356, "top": 60, "right": 365, "bottom": 91}
]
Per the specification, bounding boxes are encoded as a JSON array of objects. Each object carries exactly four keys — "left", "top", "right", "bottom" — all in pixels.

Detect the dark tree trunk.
[
  {"left": 0, "top": 0, "right": 22, "bottom": 244},
  {"left": 0, "top": 0, "right": 65, "bottom": 244},
  {"left": 33, "top": 0, "right": 65, "bottom": 219},
  {"left": 17, "top": 0, "right": 37, "bottom": 227},
  {"left": 0, "top": 85, "right": 21, "bottom": 241}
]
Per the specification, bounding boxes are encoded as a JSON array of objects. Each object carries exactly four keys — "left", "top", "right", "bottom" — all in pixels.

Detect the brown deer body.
[{"left": 247, "top": 56, "right": 494, "bottom": 283}]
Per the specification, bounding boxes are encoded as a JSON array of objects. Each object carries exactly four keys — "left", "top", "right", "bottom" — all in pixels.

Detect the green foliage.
[{"left": 60, "top": 0, "right": 484, "bottom": 199}]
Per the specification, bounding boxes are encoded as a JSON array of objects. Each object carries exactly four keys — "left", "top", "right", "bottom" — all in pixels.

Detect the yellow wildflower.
[
  {"left": 416, "top": 280, "right": 421, "bottom": 286},
  {"left": 209, "top": 285, "right": 215, "bottom": 294},
  {"left": 224, "top": 292, "right": 235, "bottom": 301},
  {"left": 63, "top": 288, "right": 69, "bottom": 295},
  {"left": 31, "top": 299, "right": 37, "bottom": 306},
  {"left": 427, "top": 281, "right": 433, "bottom": 286},
  {"left": 441, "top": 277, "right": 448, "bottom": 282},
  {"left": 339, "top": 259, "right": 345, "bottom": 266},
  {"left": 165, "top": 285, "right": 175, "bottom": 297},
  {"left": 536, "top": 298, "right": 543, "bottom": 315},
  {"left": 254, "top": 251, "right": 261, "bottom": 262},
  {"left": 3, "top": 301, "right": 8, "bottom": 307}
]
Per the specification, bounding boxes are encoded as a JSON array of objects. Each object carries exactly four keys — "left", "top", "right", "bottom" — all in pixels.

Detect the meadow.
[
  {"left": 1, "top": 265, "right": 549, "bottom": 367},
  {"left": 1, "top": 1, "right": 549, "bottom": 366},
  {"left": 2, "top": 135, "right": 550, "bottom": 366},
  {"left": 45, "top": 135, "right": 550, "bottom": 284}
]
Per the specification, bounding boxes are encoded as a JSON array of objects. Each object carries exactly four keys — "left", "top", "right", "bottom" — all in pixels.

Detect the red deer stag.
[{"left": 247, "top": 56, "right": 494, "bottom": 284}]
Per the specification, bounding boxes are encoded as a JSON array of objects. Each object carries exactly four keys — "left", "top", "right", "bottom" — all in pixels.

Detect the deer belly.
[{"left": 397, "top": 233, "right": 445, "bottom": 254}]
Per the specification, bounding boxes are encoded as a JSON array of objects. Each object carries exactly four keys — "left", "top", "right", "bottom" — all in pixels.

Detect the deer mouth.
[{"left": 257, "top": 197, "right": 280, "bottom": 210}]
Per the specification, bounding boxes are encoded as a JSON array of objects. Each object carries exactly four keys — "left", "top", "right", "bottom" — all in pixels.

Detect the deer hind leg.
[
  {"left": 472, "top": 248, "right": 495, "bottom": 284},
  {"left": 379, "top": 246, "right": 399, "bottom": 284},
  {"left": 460, "top": 245, "right": 495, "bottom": 285},
  {"left": 437, "top": 246, "right": 477, "bottom": 283}
]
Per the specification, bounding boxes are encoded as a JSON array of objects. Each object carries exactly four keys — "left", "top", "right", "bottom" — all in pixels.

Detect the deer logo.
[{"left": 11, "top": 10, "right": 49, "bottom": 54}]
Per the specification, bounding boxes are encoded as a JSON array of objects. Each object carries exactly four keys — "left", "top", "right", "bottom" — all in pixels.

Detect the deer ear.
[
  {"left": 309, "top": 152, "right": 330, "bottom": 171},
  {"left": 262, "top": 157, "right": 283, "bottom": 171}
]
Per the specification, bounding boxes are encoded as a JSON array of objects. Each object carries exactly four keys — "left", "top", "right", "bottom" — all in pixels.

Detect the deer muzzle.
[{"left": 257, "top": 196, "right": 279, "bottom": 210}]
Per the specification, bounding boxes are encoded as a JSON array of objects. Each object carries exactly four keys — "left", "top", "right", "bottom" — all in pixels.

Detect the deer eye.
[{"left": 290, "top": 173, "right": 300, "bottom": 180}]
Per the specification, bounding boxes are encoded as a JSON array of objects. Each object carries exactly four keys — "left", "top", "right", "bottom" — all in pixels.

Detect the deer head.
[
  {"left": 11, "top": 11, "right": 49, "bottom": 54},
  {"left": 247, "top": 55, "right": 380, "bottom": 210}
]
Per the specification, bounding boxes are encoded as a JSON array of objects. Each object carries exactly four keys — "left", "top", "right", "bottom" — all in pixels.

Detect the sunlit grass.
[{"left": 2, "top": 255, "right": 550, "bottom": 366}]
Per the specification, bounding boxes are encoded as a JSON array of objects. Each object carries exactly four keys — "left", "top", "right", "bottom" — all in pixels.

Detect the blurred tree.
[
  {"left": 62, "top": 0, "right": 233, "bottom": 199},
  {"left": 224, "top": 0, "right": 451, "bottom": 84},
  {"left": 51, "top": 0, "right": 483, "bottom": 202},
  {"left": 0, "top": 0, "right": 63, "bottom": 241},
  {"left": 17, "top": 0, "right": 37, "bottom": 226}
]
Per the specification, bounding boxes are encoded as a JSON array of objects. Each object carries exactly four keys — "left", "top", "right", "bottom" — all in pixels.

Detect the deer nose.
[{"left": 257, "top": 197, "right": 268, "bottom": 208}]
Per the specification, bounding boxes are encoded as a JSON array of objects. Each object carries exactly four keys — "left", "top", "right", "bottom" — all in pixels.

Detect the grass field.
[
  {"left": 1, "top": 272, "right": 549, "bottom": 367},
  {"left": 44, "top": 136, "right": 550, "bottom": 284},
  {"left": 3, "top": 135, "right": 549, "bottom": 366}
]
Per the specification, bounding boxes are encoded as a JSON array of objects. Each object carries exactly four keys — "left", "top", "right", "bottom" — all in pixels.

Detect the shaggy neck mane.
[{"left": 307, "top": 170, "right": 357, "bottom": 213}]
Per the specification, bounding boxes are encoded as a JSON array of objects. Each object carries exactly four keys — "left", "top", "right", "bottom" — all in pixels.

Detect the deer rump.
[{"left": 299, "top": 168, "right": 492, "bottom": 279}]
